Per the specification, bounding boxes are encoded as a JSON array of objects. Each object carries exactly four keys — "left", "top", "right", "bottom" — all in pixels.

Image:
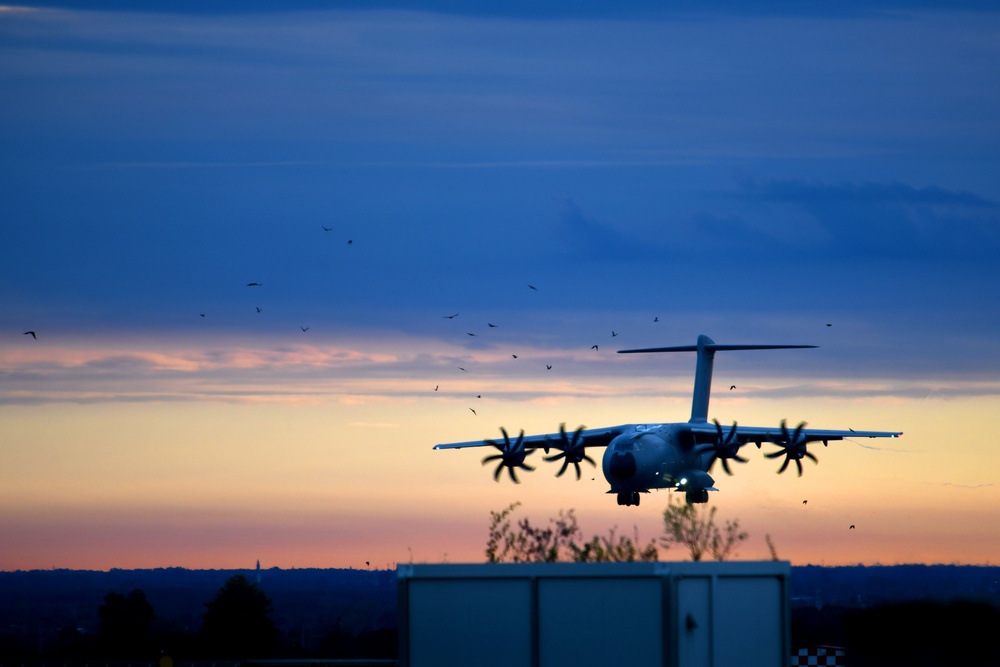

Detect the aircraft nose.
[{"left": 609, "top": 451, "right": 637, "bottom": 480}]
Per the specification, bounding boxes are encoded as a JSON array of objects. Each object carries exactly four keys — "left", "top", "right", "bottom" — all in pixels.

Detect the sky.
[{"left": 2, "top": 0, "right": 1000, "bottom": 571}]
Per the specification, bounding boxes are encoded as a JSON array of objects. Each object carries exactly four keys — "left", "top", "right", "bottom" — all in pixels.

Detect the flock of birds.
[
  {"left": 18, "top": 244, "right": 862, "bottom": 534},
  {"left": 431, "top": 284, "right": 679, "bottom": 421}
]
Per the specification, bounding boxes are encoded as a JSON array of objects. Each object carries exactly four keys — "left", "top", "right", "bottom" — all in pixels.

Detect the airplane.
[{"left": 434, "top": 334, "right": 902, "bottom": 506}]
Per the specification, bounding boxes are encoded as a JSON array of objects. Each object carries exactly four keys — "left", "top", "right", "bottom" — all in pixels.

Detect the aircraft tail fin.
[{"left": 618, "top": 334, "right": 816, "bottom": 423}]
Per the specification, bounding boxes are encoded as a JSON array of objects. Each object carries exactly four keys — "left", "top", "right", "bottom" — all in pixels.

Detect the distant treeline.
[
  {"left": 1, "top": 564, "right": 998, "bottom": 661},
  {"left": 0, "top": 568, "right": 397, "bottom": 660}
]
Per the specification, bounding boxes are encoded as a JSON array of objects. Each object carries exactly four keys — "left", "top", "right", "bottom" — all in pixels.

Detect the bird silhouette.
[
  {"left": 546, "top": 364, "right": 552, "bottom": 370},
  {"left": 322, "top": 226, "right": 332, "bottom": 231},
  {"left": 434, "top": 385, "right": 439, "bottom": 391},
  {"left": 730, "top": 385, "right": 736, "bottom": 390},
  {"left": 23, "top": 331, "right": 36, "bottom": 339},
  {"left": 654, "top": 316, "right": 659, "bottom": 322},
  {"left": 467, "top": 332, "right": 476, "bottom": 336},
  {"left": 458, "top": 367, "right": 467, "bottom": 372},
  {"left": 247, "top": 282, "right": 262, "bottom": 287},
  {"left": 199, "top": 313, "right": 205, "bottom": 318},
  {"left": 611, "top": 331, "right": 618, "bottom": 337},
  {"left": 826, "top": 323, "right": 832, "bottom": 327},
  {"left": 802, "top": 500, "right": 808, "bottom": 504},
  {"left": 347, "top": 239, "right": 353, "bottom": 244},
  {"left": 528, "top": 284, "right": 538, "bottom": 291},
  {"left": 469, "top": 408, "right": 477, "bottom": 415},
  {"left": 256, "top": 306, "right": 262, "bottom": 313},
  {"left": 476, "top": 394, "right": 481, "bottom": 398},
  {"left": 849, "top": 524, "right": 856, "bottom": 529},
  {"left": 443, "top": 313, "right": 459, "bottom": 319},
  {"left": 488, "top": 322, "right": 497, "bottom": 327},
  {"left": 591, "top": 345, "right": 598, "bottom": 350},
  {"left": 300, "top": 326, "right": 309, "bottom": 332},
  {"left": 512, "top": 354, "right": 517, "bottom": 359}
]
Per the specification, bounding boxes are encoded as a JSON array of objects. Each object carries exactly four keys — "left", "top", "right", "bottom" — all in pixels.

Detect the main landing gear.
[
  {"left": 685, "top": 489, "right": 709, "bottom": 504},
  {"left": 616, "top": 491, "right": 641, "bottom": 506}
]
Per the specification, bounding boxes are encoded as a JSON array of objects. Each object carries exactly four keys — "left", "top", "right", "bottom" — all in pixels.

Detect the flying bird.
[
  {"left": 256, "top": 306, "right": 262, "bottom": 313},
  {"left": 300, "top": 326, "right": 309, "bottom": 332},
  {"left": 442, "top": 313, "right": 459, "bottom": 319},
  {"left": 469, "top": 408, "right": 477, "bottom": 415},
  {"left": 488, "top": 322, "right": 498, "bottom": 327},
  {"left": 200, "top": 313, "right": 205, "bottom": 318},
  {"left": 611, "top": 331, "right": 618, "bottom": 337},
  {"left": 322, "top": 226, "right": 332, "bottom": 231},
  {"left": 247, "top": 282, "right": 262, "bottom": 287},
  {"left": 849, "top": 524, "right": 856, "bottom": 530},
  {"left": 802, "top": 500, "right": 808, "bottom": 504},
  {"left": 730, "top": 385, "right": 736, "bottom": 390},
  {"left": 546, "top": 364, "right": 552, "bottom": 370},
  {"left": 512, "top": 354, "right": 517, "bottom": 359},
  {"left": 528, "top": 284, "right": 538, "bottom": 291},
  {"left": 826, "top": 323, "right": 832, "bottom": 327},
  {"left": 654, "top": 316, "right": 659, "bottom": 322},
  {"left": 467, "top": 332, "right": 476, "bottom": 336},
  {"left": 347, "top": 239, "right": 353, "bottom": 245},
  {"left": 457, "top": 367, "right": 467, "bottom": 372},
  {"left": 434, "top": 385, "right": 439, "bottom": 391},
  {"left": 23, "top": 331, "right": 36, "bottom": 339},
  {"left": 591, "top": 345, "right": 599, "bottom": 350},
  {"left": 476, "top": 394, "right": 481, "bottom": 399}
]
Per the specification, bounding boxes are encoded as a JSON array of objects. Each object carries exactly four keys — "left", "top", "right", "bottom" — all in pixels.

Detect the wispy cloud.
[
  {"left": 5, "top": 335, "right": 1000, "bottom": 407},
  {"left": 730, "top": 176, "right": 1000, "bottom": 258}
]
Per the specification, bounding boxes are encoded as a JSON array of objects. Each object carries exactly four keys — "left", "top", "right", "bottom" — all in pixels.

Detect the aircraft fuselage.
[{"left": 601, "top": 424, "right": 714, "bottom": 505}]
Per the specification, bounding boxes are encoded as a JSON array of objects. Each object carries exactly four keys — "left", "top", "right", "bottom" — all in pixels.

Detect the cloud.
[
  {"left": 553, "top": 198, "right": 651, "bottom": 261},
  {"left": 731, "top": 176, "right": 1000, "bottom": 258}
]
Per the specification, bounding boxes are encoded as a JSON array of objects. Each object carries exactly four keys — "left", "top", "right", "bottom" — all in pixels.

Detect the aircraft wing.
[
  {"left": 434, "top": 424, "right": 631, "bottom": 451},
  {"left": 686, "top": 421, "right": 903, "bottom": 446}
]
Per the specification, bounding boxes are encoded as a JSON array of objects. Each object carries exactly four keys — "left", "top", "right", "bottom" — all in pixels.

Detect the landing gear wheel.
[
  {"left": 617, "top": 491, "right": 640, "bottom": 506},
  {"left": 685, "top": 489, "right": 709, "bottom": 504}
]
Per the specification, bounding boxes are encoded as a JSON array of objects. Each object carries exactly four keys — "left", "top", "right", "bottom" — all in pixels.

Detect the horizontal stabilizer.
[
  {"left": 618, "top": 335, "right": 817, "bottom": 423},
  {"left": 618, "top": 344, "right": 817, "bottom": 354}
]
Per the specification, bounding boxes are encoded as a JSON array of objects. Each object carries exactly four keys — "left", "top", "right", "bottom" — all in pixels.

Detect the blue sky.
[{"left": 2, "top": 1, "right": 1000, "bottom": 568}]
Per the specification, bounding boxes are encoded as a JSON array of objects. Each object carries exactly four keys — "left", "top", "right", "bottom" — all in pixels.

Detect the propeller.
[
  {"left": 543, "top": 423, "right": 596, "bottom": 480},
  {"left": 708, "top": 419, "right": 748, "bottom": 475},
  {"left": 481, "top": 427, "right": 535, "bottom": 483},
  {"left": 764, "top": 420, "right": 818, "bottom": 476}
]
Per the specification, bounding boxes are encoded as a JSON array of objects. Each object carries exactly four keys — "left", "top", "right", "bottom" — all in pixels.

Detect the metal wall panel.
[
  {"left": 537, "top": 577, "right": 662, "bottom": 667},
  {"left": 406, "top": 578, "right": 532, "bottom": 667}
]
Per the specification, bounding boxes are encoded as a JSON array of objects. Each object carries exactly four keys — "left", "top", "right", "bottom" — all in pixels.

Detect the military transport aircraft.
[{"left": 434, "top": 335, "right": 902, "bottom": 505}]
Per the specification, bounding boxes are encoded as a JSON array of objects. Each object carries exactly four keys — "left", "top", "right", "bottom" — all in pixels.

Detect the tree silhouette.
[
  {"left": 98, "top": 589, "right": 155, "bottom": 657},
  {"left": 660, "top": 494, "right": 748, "bottom": 561},
  {"left": 485, "top": 502, "right": 657, "bottom": 563},
  {"left": 199, "top": 575, "right": 279, "bottom": 658}
]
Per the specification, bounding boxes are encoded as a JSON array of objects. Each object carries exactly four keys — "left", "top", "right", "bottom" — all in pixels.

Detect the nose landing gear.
[{"left": 616, "top": 491, "right": 641, "bottom": 506}]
